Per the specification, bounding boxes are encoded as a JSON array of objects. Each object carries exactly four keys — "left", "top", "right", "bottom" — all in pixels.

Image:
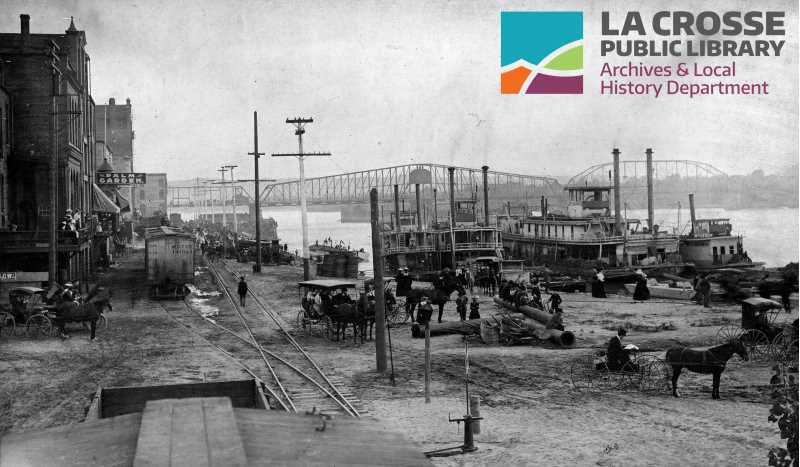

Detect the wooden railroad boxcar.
[
  {"left": 144, "top": 226, "right": 195, "bottom": 297},
  {"left": 85, "top": 378, "right": 270, "bottom": 419}
]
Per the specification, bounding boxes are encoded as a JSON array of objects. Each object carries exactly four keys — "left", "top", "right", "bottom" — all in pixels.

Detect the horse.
[
  {"left": 404, "top": 280, "right": 465, "bottom": 324},
  {"left": 54, "top": 287, "right": 112, "bottom": 340},
  {"left": 665, "top": 339, "right": 748, "bottom": 399},
  {"left": 327, "top": 303, "right": 364, "bottom": 344}
]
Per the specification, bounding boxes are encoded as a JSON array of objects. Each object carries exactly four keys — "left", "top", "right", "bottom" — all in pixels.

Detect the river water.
[{"left": 174, "top": 206, "right": 798, "bottom": 268}]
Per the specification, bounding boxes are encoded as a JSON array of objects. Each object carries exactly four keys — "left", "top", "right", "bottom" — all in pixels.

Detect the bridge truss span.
[
  {"left": 567, "top": 159, "right": 728, "bottom": 187},
  {"left": 261, "top": 164, "right": 560, "bottom": 206}
]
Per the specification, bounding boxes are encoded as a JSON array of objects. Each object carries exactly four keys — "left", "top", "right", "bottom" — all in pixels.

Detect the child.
[
  {"left": 469, "top": 296, "right": 481, "bottom": 320},
  {"left": 455, "top": 291, "right": 469, "bottom": 321}
]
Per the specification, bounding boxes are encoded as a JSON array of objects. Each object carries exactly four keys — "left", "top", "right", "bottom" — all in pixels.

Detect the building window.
[
  {"left": 729, "top": 246, "right": 734, "bottom": 255},
  {"left": 571, "top": 226, "right": 574, "bottom": 239}
]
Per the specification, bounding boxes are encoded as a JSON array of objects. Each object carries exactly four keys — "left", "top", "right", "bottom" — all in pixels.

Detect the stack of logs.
[{"left": 410, "top": 297, "right": 575, "bottom": 347}]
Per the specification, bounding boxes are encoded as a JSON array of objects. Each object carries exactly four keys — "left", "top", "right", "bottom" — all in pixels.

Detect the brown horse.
[{"left": 665, "top": 340, "right": 748, "bottom": 399}]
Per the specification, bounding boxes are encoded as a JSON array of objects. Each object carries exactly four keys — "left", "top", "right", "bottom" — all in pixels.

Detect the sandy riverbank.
[{"left": 0, "top": 250, "right": 796, "bottom": 466}]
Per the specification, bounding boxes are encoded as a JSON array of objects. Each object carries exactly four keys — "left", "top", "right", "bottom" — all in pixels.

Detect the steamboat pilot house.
[
  {"left": 500, "top": 186, "right": 680, "bottom": 268},
  {"left": 381, "top": 197, "right": 503, "bottom": 277},
  {"left": 679, "top": 218, "right": 760, "bottom": 270}
]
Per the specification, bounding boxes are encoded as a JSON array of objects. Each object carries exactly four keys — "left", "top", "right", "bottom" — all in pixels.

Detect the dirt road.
[{"left": 1, "top": 251, "right": 795, "bottom": 466}]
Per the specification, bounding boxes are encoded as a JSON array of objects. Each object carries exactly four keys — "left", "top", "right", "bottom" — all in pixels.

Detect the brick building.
[
  {"left": 95, "top": 97, "right": 134, "bottom": 211},
  {"left": 0, "top": 15, "right": 99, "bottom": 285},
  {"left": 0, "top": 61, "right": 10, "bottom": 230},
  {"left": 133, "top": 173, "right": 168, "bottom": 218}
]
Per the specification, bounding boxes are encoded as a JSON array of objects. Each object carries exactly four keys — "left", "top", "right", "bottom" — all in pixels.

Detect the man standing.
[
  {"left": 455, "top": 290, "right": 469, "bottom": 321},
  {"left": 237, "top": 276, "right": 248, "bottom": 307}
]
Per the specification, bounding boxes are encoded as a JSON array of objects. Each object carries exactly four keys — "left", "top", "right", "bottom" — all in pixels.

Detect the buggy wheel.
[
  {"left": 637, "top": 356, "right": 671, "bottom": 392},
  {"left": 740, "top": 329, "right": 770, "bottom": 361},
  {"left": 296, "top": 310, "right": 308, "bottom": 332},
  {"left": 1, "top": 313, "right": 15, "bottom": 337},
  {"left": 26, "top": 314, "right": 52, "bottom": 338},
  {"left": 323, "top": 316, "right": 334, "bottom": 340},
  {"left": 771, "top": 332, "right": 798, "bottom": 363},
  {"left": 569, "top": 354, "right": 595, "bottom": 391},
  {"left": 614, "top": 362, "right": 642, "bottom": 390},
  {"left": 716, "top": 325, "right": 743, "bottom": 345}
]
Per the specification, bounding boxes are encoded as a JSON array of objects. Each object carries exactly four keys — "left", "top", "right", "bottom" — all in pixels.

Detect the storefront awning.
[
  {"left": 115, "top": 191, "right": 130, "bottom": 212},
  {"left": 92, "top": 184, "right": 120, "bottom": 214}
]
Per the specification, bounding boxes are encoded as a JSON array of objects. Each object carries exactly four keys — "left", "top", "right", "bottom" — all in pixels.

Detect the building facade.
[
  {"left": 134, "top": 173, "right": 168, "bottom": 218},
  {"left": 95, "top": 97, "right": 134, "bottom": 211},
  {"left": 0, "top": 61, "right": 10, "bottom": 230},
  {"left": 0, "top": 15, "right": 97, "bottom": 285}
]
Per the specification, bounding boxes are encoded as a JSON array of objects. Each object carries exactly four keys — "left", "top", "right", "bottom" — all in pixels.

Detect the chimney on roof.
[
  {"left": 126, "top": 98, "right": 131, "bottom": 105},
  {"left": 20, "top": 14, "right": 30, "bottom": 36},
  {"left": 109, "top": 97, "right": 115, "bottom": 105}
]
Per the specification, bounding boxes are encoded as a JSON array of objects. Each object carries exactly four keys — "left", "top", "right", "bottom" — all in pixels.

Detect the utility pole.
[
  {"left": 218, "top": 167, "right": 228, "bottom": 228},
  {"left": 223, "top": 164, "right": 238, "bottom": 233},
  {"left": 272, "top": 117, "right": 331, "bottom": 280},
  {"left": 249, "top": 111, "right": 265, "bottom": 272}
]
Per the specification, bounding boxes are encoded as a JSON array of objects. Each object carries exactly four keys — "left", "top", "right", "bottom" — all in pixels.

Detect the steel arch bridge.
[
  {"left": 260, "top": 164, "right": 560, "bottom": 206},
  {"left": 567, "top": 159, "right": 728, "bottom": 186}
]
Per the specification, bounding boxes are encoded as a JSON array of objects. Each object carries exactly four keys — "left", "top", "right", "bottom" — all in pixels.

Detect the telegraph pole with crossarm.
[
  {"left": 248, "top": 111, "right": 265, "bottom": 273},
  {"left": 272, "top": 117, "right": 330, "bottom": 280}
]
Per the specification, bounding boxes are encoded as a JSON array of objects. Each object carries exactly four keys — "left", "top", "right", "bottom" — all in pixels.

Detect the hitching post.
[
  {"left": 425, "top": 323, "right": 431, "bottom": 403},
  {"left": 370, "top": 188, "right": 387, "bottom": 372}
]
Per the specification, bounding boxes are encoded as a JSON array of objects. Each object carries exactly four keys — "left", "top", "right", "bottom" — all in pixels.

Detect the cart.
[{"left": 716, "top": 297, "right": 797, "bottom": 362}]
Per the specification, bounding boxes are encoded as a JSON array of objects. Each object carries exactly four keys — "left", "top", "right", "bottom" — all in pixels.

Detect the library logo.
[{"left": 501, "top": 11, "right": 583, "bottom": 94}]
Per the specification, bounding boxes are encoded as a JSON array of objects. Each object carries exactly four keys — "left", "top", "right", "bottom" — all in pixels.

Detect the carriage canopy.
[{"left": 297, "top": 279, "right": 358, "bottom": 290}]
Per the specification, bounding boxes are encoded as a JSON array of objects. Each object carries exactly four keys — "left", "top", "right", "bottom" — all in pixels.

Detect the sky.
[{"left": 1, "top": 0, "right": 797, "bottom": 182}]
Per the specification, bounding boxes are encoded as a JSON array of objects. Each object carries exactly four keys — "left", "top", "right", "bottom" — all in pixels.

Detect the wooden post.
[
  {"left": 424, "top": 323, "right": 431, "bottom": 403},
  {"left": 370, "top": 188, "right": 387, "bottom": 372}
]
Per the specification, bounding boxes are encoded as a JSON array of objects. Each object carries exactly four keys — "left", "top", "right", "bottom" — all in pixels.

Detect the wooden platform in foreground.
[{"left": 1, "top": 396, "right": 433, "bottom": 466}]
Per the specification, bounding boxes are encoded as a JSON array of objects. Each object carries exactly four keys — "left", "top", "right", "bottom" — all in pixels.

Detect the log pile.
[{"left": 409, "top": 298, "right": 575, "bottom": 347}]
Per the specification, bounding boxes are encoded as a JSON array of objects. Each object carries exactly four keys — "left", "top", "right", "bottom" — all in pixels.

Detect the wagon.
[
  {"left": 2, "top": 287, "right": 48, "bottom": 337},
  {"left": 569, "top": 349, "right": 671, "bottom": 392},
  {"left": 716, "top": 297, "right": 797, "bottom": 362},
  {"left": 145, "top": 226, "right": 195, "bottom": 298},
  {"left": 362, "top": 278, "right": 408, "bottom": 325},
  {"left": 297, "top": 279, "right": 359, "bottom": 337}
]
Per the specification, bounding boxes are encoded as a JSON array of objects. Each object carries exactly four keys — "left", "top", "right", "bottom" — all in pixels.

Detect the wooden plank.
[
  {"left": 169, "top": 399, "right": 209, "bottom": 467},
  {"left": 202, "top": 398, "right": 248, "bottom": 467},
  {"left": 1, "top": 413, "right": 141, "bottom": 467},
  {"left": 133, "top": 398, "right": 248, "bottom": 467},
  {"left": 234, "top": 409, "right": 433, "bottom": 466},
  {"left": 84, "top": 385, "right": 103, "bottom": 420},
  {"left": 133, "top": 398, "right": 174, "bottom": 467}
]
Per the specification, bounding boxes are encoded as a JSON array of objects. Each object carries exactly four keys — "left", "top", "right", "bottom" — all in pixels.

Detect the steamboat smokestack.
[
  {"left": 612, "top": 148, "right": 622, "bottom": 236},
  {"left": 482, "top": 165, "right": 490, "bottom": 226},
  {"left": 393, "top": 184, "right": 400, "bottom": 232},
  {"left": 688, "top": 193, "right": 696, "bottom": 236},
  {"left": 448, "top": 167, "right": 456, "bottom": 228},
  {"left": 646, "top": 148, "right": 654, "bottom": 232},
  {"left": 433, "top": 188, "right": 438, "bottom": 225},
  {"left": 415, "top": 183, "right": 422, "bottom": 230}
]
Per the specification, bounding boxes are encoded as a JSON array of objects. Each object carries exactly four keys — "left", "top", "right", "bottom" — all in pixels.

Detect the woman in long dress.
[
  {"left": 591, "top": 267, "right": 607, "bottom": 298},
  {"left": 633, "top": 269, "right": 650, "bottom": 301}
]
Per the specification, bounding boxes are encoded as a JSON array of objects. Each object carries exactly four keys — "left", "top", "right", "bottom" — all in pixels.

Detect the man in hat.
[
  {"left": 417, "top": 295, "right": 434, "bottom": 325},
  {"left": 237, "top": 276, "right": 248, "bottom": 307},
  {"left": 455, "top": 290, "right": 469, "bottom": 321},
  {"left": 602, "top": 327, "right": 637, "bottom": 371}
]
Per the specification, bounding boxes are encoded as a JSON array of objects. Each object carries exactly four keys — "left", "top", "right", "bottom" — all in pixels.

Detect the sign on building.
[
  {"left": 97, "top": 173, "right": 147, "bottom": 185},
  {"left": 0, "top": 272, "right": 17, "bottom": 281}
]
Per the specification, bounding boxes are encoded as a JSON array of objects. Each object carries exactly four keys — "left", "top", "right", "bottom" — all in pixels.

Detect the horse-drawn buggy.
[
  {"left": 297, "top": 279, "right": 357, "bottom": 337},
  {"left": 1, "top": 286, "right": 110, "bottom": 338},
  {"left": 716, "top": 297, "right": 798, "bottom": 362},
  {"left": 569, "top": 348, "right": 672, "bottom": 392}
]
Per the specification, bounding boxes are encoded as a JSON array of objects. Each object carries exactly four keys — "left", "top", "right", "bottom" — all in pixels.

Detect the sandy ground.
[{"left": 1, "top": 250, "right": 797, "bottom": 466}]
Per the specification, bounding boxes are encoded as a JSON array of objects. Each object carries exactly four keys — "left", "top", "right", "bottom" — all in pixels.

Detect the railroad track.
[{"left": 175, "top": 260, "right": 364, "bottom": 417}]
